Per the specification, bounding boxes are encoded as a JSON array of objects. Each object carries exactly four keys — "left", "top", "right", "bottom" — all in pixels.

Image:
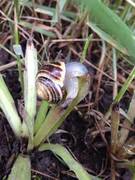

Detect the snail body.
[
  {"left": 64, "top": 62, "right": 89, "bottom": 105},
  {"left": 36, "top": 61, "right": 90, "bottom": 107}
]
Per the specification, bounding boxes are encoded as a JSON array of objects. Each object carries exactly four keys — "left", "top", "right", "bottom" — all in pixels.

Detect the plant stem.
[
  {"left": 81, "top": 33, "right": 93, "bottom": 63},
  {"left": 14, "top": 0, "right": 24, "bottom": 91}
]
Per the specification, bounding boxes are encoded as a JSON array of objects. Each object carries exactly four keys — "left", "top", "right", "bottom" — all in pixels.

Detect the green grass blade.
[
  {"left": 14, "top": 0, "right": 24, "bottom": 90},
  {"left": 51, "top": 0, "right": 67, "bottom": 25},
  {"left": 19, "top": 1, "right": 54, "bottom": 15},
  {"left": 19, "top": 21, "right": 56, "bottom": 37},
  {"left": 39, "top": 143, "right": 98, "bottom": 180},
  {"left": 0, "top": 75, "right": 21, "bottom": 137},
  {"left": 87, "top": 22, "right": 128, "bottom": 56},
  {"left": 23, "top": 39, "right": 38, "bottom": 149},
  {"left": 76, "top": 0, "right": 135, "bottom": 64},
  {"left": 8, "top": 154, "right": 31, "bottom": 180},
  {"left": 34, "top": 75, "right": 90, "bottom": 147},
  {"left": 19, "top": 1, "right": 76, "bottom": 21},
  {"left": 34, "top": 101, "right": 49, "bottom": 134},
  {"left": 108, "top": 66, "right": 135, "bottom": 152},
  {"left": 114, "top": 66, "right": 135, "bottom": 103},
  {"left": 59, "top": 0, "right": 67, "bottom": 13},
  {"left": 81, "top": 33, "right": 93, "bottom": 63}
]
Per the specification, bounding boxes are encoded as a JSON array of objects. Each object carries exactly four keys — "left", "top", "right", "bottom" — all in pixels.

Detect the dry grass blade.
[
  {"left": 23, "top": 39, "right": 38, "bottom": 149},
  {"left": 117, "top": 91, "right": 135, "bottom": 154},
  {"left": 0, "top": 61, "right": 17, "bottom": 72}
]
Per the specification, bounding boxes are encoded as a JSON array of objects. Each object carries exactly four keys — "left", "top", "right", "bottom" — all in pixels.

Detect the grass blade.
[
  {"left": 114, "top": 66, "right": 135, "bottom": 103},
  {"left": 14, "top": 0, "right": 24, "bottom": 90},
  {"left": 87, "top": 22, "right": 128, "bottom": 56},
  {"left": 118, "top": 91, "right": 135, "bottom": 149},
  {"left": 51, "top": 0, "right": 67, "bottom": 25},
  {"left": 19, "top": 1, "right": 76, "bottom": 21},
  {"left": 111, "top": 105, "right": 120, "bottom": 154},
  {"left": 76, "top": 0, "right": 135, "bottom": 64},
  {"left": 0, "top": 75, "right": 21, "bottom": 137},
  {"left": 8, "top": 154, "right": 31, "bottom": 180},
  {"left": 23, "top": 39, "right": 38, "bottom": 149},
  {"left": 81, "top": 33, "right": 93, "bottom": 63},
  {"left": 19, "top": 21, "right": 56, "bottom": 37},
  {"left": 39, "top": 143, "right": 98, "bottom": 180},
  {"left": 34, "top": 101, "right": 49, "bottom": 135}
]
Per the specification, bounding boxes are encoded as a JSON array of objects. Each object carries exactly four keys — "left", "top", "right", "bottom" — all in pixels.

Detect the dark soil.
[{"left": 0, "top": 46, "right": 134, "bottom": 180}]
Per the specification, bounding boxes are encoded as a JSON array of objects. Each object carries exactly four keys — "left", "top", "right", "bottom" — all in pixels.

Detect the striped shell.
[{"left": 36, "top": 62, "right": 66, "bottom": 103}]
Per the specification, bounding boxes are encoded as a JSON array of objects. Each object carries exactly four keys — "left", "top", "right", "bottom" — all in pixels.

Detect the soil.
[{"left": 0, "top": 45, "right": 134, "bottom": 180}]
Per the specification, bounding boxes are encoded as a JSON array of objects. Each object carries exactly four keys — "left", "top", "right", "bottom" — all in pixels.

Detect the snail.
[{"left": 36, "top": 61, "right": 91, "bottom": 108}]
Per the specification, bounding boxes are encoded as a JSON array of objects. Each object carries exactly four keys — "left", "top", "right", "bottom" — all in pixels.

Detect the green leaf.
[
  {"left": 76, "top": 0, "right": 135, "bottom": 64},
  {"left": 8, "top": 154, "right": 31, "bottom": 180},
  {"left": 0, "top": 75, "right": 21, "bottom": 137},
  {"left": 34, "top": 101, "right": 49, "bottom": 134},
  {"left": 39, "top": 143, "right": 99, "bottom": 180},
  {"left": 34, "top": 75, "right": 90, "bottom": 147}
]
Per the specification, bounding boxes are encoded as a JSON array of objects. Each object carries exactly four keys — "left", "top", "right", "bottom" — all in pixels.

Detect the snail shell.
[
  {"left": 36, "top": 62, "right": 66, "bottom": 103},
  {"left": 36, "top": 61, "right": 90, "bottom": 106}
]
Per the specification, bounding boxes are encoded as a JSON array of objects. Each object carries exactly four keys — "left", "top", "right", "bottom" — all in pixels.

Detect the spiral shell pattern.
[{"left": 36, "top": 62, "right": 66, "bottom": 103}]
